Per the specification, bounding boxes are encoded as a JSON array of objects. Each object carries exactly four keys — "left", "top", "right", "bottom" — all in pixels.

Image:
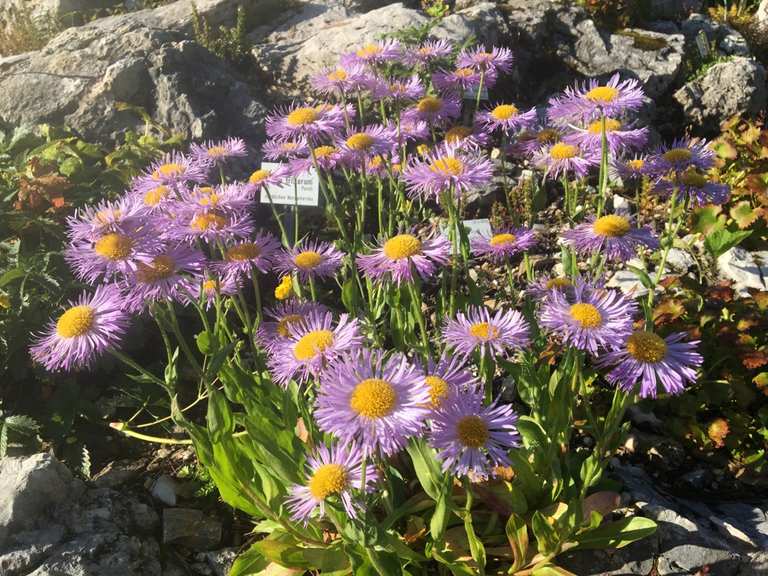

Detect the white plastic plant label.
[
  {"left": 461, "top": 218, "right": 493, "bottom": 239},
  {"left": 259, "top": 162, "right": 319, "bottom": 207}
]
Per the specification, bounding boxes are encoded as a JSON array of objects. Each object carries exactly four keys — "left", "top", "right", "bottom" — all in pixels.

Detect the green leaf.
[
  {"left": 531, "top": 511, "right": 559, "bottom": 556},
  {"left": 430, "top": 488, "right": 451, "bottom": 543},
  {"left": 196, "top": 331, "right": 213, "bottom": 355},
  {"left": 572, "top": 516, "right": 657, "bottom": 550},
  {"left": 626, "top": 265, "right": 654, "bottom": 290},
  {"left": 0, "top": 268, "right": 26, "bottom": 288},
  {"left": 340, "top": 277, "right": 359, "bottom": 313},
  {"left": 505, "top": 513, "right": 529, "bottom": 572},
  {"left": 59, "top": 156, "right": 83, "bottom": 176},
  {"left": 406, "top": 439, "right": 443, "bottom": 501},
  {"left": 463, "top": 511, "right": 486, "bottom": 573},
  {"left": 206, "top": 388, "right": 234, "bottom": 443},
  {"left": 704, "top": 228, "right": 752, "bottom": 259}
]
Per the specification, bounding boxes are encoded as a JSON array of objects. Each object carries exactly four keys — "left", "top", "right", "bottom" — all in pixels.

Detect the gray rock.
[
  {"left": 432, "top": 2, "right": 506, "bottom": 48},
  {"left": 665, "top": 247, "right": 695, "bottom": 272},
  {"left": 717, "top": 247, "right": 768, "bottom": 295},
  {"left": 0, "top": 0, "right": 267, "bottom": 144},
  {"left": 0, "top": 454, "right": 79, "bottom": 546},
  {"left": 682, "top": 13, "right": 752, "bottom": 57},
  {"left": 194, "top": 548, "right": 239, "bottom": 576},
  {"left": 150, "top": 474, "right": 178, "bottom": 507},
  {"left": 503, "top": 0, "right": 685, "bottom": 101},
  {"left": 675, "top": 57, "right": 767, "bottom": 130},
  {"left": 758, "top": 0, "right": 768, "bottom": 25},
  {"left": 163, "top": 508, "right": 222, "bottom": 550}
]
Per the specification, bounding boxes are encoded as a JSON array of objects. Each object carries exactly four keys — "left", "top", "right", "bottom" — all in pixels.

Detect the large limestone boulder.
[
  {"left": 0, "top": 0, "right": 267, "bottom": 144},
  {"left": 674, "top": 57, "right": 767, "bottom": 132}
]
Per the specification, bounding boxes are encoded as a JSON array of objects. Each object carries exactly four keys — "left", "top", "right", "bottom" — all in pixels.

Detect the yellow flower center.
[
  {"left": 417, "top": 96, "right": 443, "bottom": 114},
  {"left": 207, "top": 146, "right": 227, "bottom": 157},
  {"left": 191, "top": 212, "right": 227, "bottom": 231},
  {"left": 136, "top": 255, "right": 176, "bottom": 283},
  {"left": 537, "top": 128, "right": 559, "bottom": 143},
  {"left": 456, "top": 415, "right": 489, "bottom": 448},
  {"left": 430, "top": 156, "right": 464, "bottom": 176},
  {"left": 593, "top": 215, "right": 630, "bottom": 237},
  {"left": 349, "top": 378, "right": 397, "bottom": 419},
  {"left": 249, "top": 169, "right": 271, "bottom": 184},
  {"left": 585, "top": 85, "right": 619, "bottom": 104},
  {"left": 314, "top": 146, "right": 336, "bottom": 158},
  {"left": 56, "top": 305, "right": 95, "bottom": 338},
  {"left": 197, "top": 193, "right": 219, "bottom": 206},
  {"left": 489, "top": 233, "right": 516, "bottom": 247},
  {"left": 628, "top": 159, "right": 645, "bottom": 170},
  {"left": 425, "top": 375, "right": 449, "bottom": 408},
  {"left": 356, "top": 44, "right": 381, "bottom": 58},
  {"left": 225, "top": 242, "right": 261, "bottom": 261},
  {"left": 569, "top": 303, "right": 603, "bottom": 328},
  {"left": 680, "top": 168, "right": 707, "bottom": 188},
  {"left": 277, "top": 313, "right": 303, "bottom": 338},
  {"left": 308, "top": 463, "right": 348, "bottom": 500},
  {"left": 327, "top": 68, "right": 348, "bottom": 82},
  {"left": 94, "top": 233, "right": 133, "bottom": 261},
  {"left": 626, "top": 331, "right": 668, "bottom": 363},
  {"left": 491, "top": 104, "right": 519, "bottom": 121},
  {"left": 294, "top": 251, "right": 323, "bottom": 269},
  {"left": 202, "top": 279, "right": 218, "bottom": 294},
  {"left": 550, "top": 142, "right": 579, "bottom": 160},
  {"left": 293, "top": 329, "right": 334, "bottom": 361},
  {"left": 346, "top": 133, "right": 375, "bottom": 151},
  {"left": 416, "top": 143, "right": 431, "bottom": 156},
  {"left": 383, "top": 234, "right": 422, "bottom": 260},
  {"left": 588, "top": 118, "right": 622, "bottom": 134},
  {"left": 152, "top": 163, "right": 184, "bottom": 180},
  {"left": 274, "top": 276, "right": 293, "bottom": 300},
  {"left": 455, "top": 67, "right": 474, "bottom": 78},
  {"left": 546, "top": 277, "right": 572, "bottom": 290},
  {"left": 199, "top": 186, "right": 215, "bottom": 194},
  {"left": 469, "top": 322, "right": 499, "bottom": 340},
  {"left": 144, "top": 185, "right": 169, "bottom": 206},
  {"left": 445, "top": 126, "right": 473, "bottom": 143},
  {"left": 663, "top": 148, "right": 692, "bottom": 163},
  {"left": 286, "top": 107, "right": 318, "bottom": 127}
]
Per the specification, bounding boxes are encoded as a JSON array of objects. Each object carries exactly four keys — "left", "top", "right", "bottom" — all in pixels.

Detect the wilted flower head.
[
  {"left": 595, "top": 331, "right": 703, "bottom": 398},
  {"left": 315, "top": 349, "right": 431, "bottom": 456},
  {"left": 430, "top": 390, "right": 520, "bottom": 478},
  {"left": 357, "top": 232, "right": 450, "bottom": 285},
  {"left": 30, "top": 285, "right": 131, "bottom": 372},
  {"left": 562, "top": 214, "right": 659, "bottom": 262}
]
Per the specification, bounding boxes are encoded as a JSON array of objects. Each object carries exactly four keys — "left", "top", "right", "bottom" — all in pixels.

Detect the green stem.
[
  {"left": 596, "top": 113, "right": 609, "bottom": 218},
  {"left": 109, "top": 349, "right": 166, "bottom": 389},
  {"left": 406, "top": 280, "right": 429, "bottom": 359},
  {"left": 166, "top": 303, "right": 203, "bottom": 376}
]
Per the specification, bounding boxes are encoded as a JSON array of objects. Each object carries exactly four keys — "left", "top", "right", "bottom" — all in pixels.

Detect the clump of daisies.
[{"left": 29, "top": 35, "right": 722, "bottom": 575}]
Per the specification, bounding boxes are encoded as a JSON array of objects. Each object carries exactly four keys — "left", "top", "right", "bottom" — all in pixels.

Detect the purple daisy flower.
[
  {"left": 256, "top": 300, "right": 329, "bottom": 353},
  {"left": 471, "top": 228, "right": 537, "bottom": 263},
  {"left": 372, "top": 74, "right": 424, "bottom": 103},
  {"left": 217, "top": 232, "right": 281, "bottom": 281},
  {"left": 123, "top": 244, "right": 206, "bottom": 311},
  {"left": 311, "top": 63, "right": 369, "bottom": 97},
  {"left": 548, "top": 73, "right": 646, "bottom": 124},
  {"left": 595, "top": 331, "right": 703, "bottom": 398},
  {"left": 457, "top": 45, "right": 514, "bottom": 75},
  {"left": 430, "top": 390, "right": 520, "bottom": 479},
  {"left": 565, "top": 118, "right": 648, "bottom": 155},
  {"left": 176, "top": 183, "right": 252, "bottom": 214},
  {"left": 442, "top": 124, "right": 490, "bottom": 149},
  {"left": 644, "top": 138, "right": 715, "bottom": 177},
  {"left": 169, "top": 208, "right": 254, "bottom": 246},
  {"left": 525, "top": 274, "right": 579, "bottom": 302},
  {"left": 286, "top": 442, "right": 377, "bottom": 524},
  {"left": 337, "top": 125, "right": 396, "bottom": 166},
  {"left": 243, "top": 164, "right": 291, "bottom": 195},
  {"left": 66, "top": 196, "right": 146, "bottom": 243},
  {"left": 65, "top": 228, "right": 152, "bottom": 284},
  {"left": 268, "top": 310, "right": 362, "bottom": 386},
  {"left": 266, "top": 103, "right": 344, "bottom": 144},
  {"left": 131, "top": 182, "right": 175, "bottom": 212},
  {"left": 134, "top": 152, "right": 208, "bottom": 189},
  {"left": 562, "top": 215, "right": 659, "bottom": 262},
  {"left": 611, "top": 155, "right": 648, "bottom": 182},
  {"left": 422, "top": 354, "right": 479, "bottom": 410},
  {"left": 289, "top": 145, "right": 344, "bottom": 176},
  {"left": 443, "top": 306, "right": 530, "bottom": 359},
  {"left": 432, "top": 66, "right": 492, "bottom": 95},
  {"left": 513, "top": 126, "right": 563, "bottom": 159},
  {"left": 392, "top": 118, "right": 430, "bottom": 146},
  {"left": 273, "top": 240, "right": 344, "bottom": 283},
  {"left": 340, "top": 40, "right": 402, "bottom": 67},
  {"left": 357, "top": 232, "right": 450, "bottom": 285},
  {"left": 653, "top": 169, "right": 730, "bottom": 206},
  {"left": 477, "top": 103, "right": 538, "bottom": 137},
  {"left": 539, "top": 282, "right": 637, "bottom": 355},
  {"left": 30, "top": 284, "right": 131, "bottom": 372},
  {"left": 189, "top": 138, "right": 247, "bottom": 166},
  {"left": 315, "top": 349, "right": 431, "bottom": 456},
  {"left": 262, "top": 138, "right": 310, "bottom": 161},
  {"left": 406, "top": 39, "right": 453, "bottom": 66},
  {"left": 403, "top": 142, "right": 494, "bottom": 202},
  {"left": 402, "top": 94, "right": 462, "bottom": 126},
  {"left": 533, "top": 141, "right": 598, "bottom": 180},
  {"left": 186, "top": 271, "right": 241, "bottom": 309}
]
